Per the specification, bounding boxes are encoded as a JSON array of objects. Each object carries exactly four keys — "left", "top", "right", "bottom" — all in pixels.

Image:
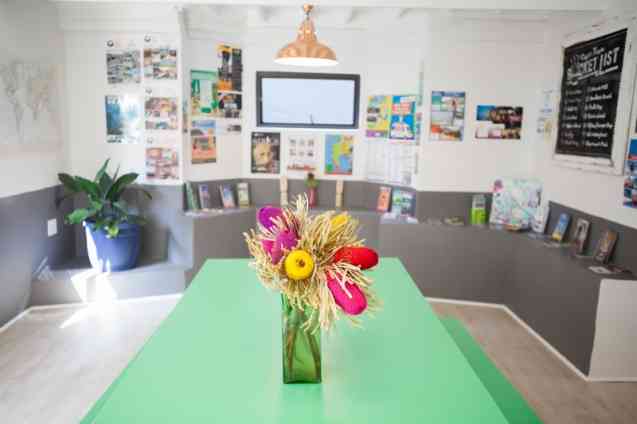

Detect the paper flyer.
[
  {"left": 475, "top": 105, "right": 523, "bottom": 140},
  {"left": 105, "top": 94, "right": 142, "bottom": 144},
  {"left": 537, "top": 89, "right": 555, "bottom": 141},
  {"left": 430, "top": 91, "right": 465, "bottom": 142},
  {"left": 143, "top": 37, "right": 178, "bottom": 80},
  {"left": 217, "top": 44, "right": 243, "bottom": 92},
  {"left": 251, "top": 132, "right": 280, "bottom": 174},
  {"left": 325, "top": 134, "right": 354, "bottom": 175},
  {"left": 145, "top": 147, "right": 179, "bottom": 180},
  {"left": 286, "top": 133, "right": 318, "bottom": 172},
  {"left": 623, "top": 138, "right": 637, "bottom": 208},
  {"left": 389, "top": 95, "right": 417, "bottom": 141},
  {"left": 191, "top": 70, "right": 218, "bottom": 117},
  {"left": 489, "top": 178, "right": 542, "bottom": 228},
  {"left": 366, "top": 140, "right": 387, "bottom": 182},
  {"left": 366, "top": 95, "right": 392, "bottom": 138},
  {"left": 145, "top": 89, "right": 178, "bottom": 131},
  {"left": 105, "top": 39, "right": 141, "bottom": 85},
  {"left": 191, "top": 119, "right": 216, "bottom": 164},
  {"left": 386, "top": 143, "right": 417, "bottom": 186}
]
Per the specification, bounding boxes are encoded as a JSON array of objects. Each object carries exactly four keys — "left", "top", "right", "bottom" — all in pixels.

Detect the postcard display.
[
  {"left": 365, "top": 94, "right": 420, "bottom": 187},
  {"left": 104, "top": 36, "right": 182, "bottom": 183}
]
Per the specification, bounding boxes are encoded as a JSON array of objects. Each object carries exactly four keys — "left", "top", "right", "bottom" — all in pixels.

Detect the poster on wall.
[
  {"left": 366, "top": 95, "right": 392, "bottom": 138},
  {"left": 325, "top": 134, "right": 354, "bottom": 175},
  {"left": 217, "top": 44, "right": 243, "bottom": 92},
  {"left": 145, "top": 147, "right": 179, "bottom": 180},
  {"left": 366, "top": 140, "right": 386, "bottom": 182},
  {"left": 105, "top": 94, "right": 142, "bottom": 144},
  {"left": 143, "top": 37, "right": 178, "bottom": 80},
  {"left": 537, "top": 89, "right": 556, "bottom": 141},
  {"left": 105, "top": 40, "right": 141, "bottom": 85},
  {"left": 489, "top": 178, "right": 542, "bottom": 228},
  {"left": 191, "top": 70, "right": 218, "bottom": 117},
  {"left": 389, "top": 95, "right": 417, "bottom": 140},
  {"left": 555, "top": 29, "right": 627, "bottom": 159},
  {"left": 191, "top": 119, "right": 216, "bottom": 164},
  {"left": 145, "top": 91, "right": 178, "bottom": 131},
  {"left": 386, "top": 143, "right": 417, "bottom": 186},
  {"left": 624, "top": 138, "right": 637, "bottom": 208},
  {"left": 251, "top": 132, "right": 280, "bottom": 174},
  {"left": 475, "top": 105, "right": 523, "bottom": 140},
  {"left": 286, "top": 133, "right": 318, "bottom": 172},
  {"left": 430, "top": 91, "right": 465, "bottom": 142},
  {"left": 217, "top": 92, "right": 242, "bottom": 119}
]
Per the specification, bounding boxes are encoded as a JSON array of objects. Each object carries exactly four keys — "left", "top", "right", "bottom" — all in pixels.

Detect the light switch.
[{"left": 47, "top": 218, "right": 58, "bottom": 237}]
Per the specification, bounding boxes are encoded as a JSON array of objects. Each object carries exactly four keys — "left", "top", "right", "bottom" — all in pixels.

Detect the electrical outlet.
[{"left": 47, "top": 219, "right": 57, "bottom": 237}]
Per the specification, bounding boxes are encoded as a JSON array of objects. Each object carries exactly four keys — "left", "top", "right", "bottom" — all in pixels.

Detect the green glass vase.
[{"left": 281, "top": 295, "right": 322, "bottom": 384}]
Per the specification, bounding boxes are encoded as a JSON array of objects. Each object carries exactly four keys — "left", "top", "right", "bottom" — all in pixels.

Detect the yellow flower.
[
  {"left": 330, "top": 213, "right": 349, "bottom": 232},
  {"left": 284, "top": 250, "right": 315, "bottom": 281}
]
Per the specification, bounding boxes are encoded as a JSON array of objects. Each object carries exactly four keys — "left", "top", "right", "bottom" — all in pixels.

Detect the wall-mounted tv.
[{"left": 256, "top": 71, "right": 360, "bottom": 129}]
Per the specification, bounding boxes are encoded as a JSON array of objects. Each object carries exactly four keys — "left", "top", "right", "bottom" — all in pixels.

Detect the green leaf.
[
  {"left": 74, "top": 176, "right": 102, "bottom": 200},
  {"left": 98, "top": 173, "right": 113, "bottom": 198},
  {"left": 89, "top": 199, "right": 104, "bottom": 212},
  {"left": 94, "top": 159, "right": 110, "bottom": 183},
  {"left": 139, "top": 188, "right": 153, "bottom": 201},
  {"left": 58, "top": 173, "right": 80, "bottom": 193},
  {"left": 106, "top": 173, "right": 138, "bottom": 201},
  {"left": 112, "top": 200, "right": 129, "bottom": 216},
  {"left": 65, "top": 208, "right": 96, "bottom": 224}
]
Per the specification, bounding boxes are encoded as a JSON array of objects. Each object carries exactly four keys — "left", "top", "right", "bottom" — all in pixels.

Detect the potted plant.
[{"left": 57, "top": 159, "right": 151, "bottom": 272}]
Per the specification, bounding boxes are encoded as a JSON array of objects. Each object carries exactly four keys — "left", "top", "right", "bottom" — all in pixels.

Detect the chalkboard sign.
[{"left": 555, "top": 28, "right": 628, "bottom": 159}]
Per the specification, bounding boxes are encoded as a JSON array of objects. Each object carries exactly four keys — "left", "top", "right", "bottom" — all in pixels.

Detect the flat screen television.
[{"left": 256, "top": 71, "right": 360, "bottom": 129}]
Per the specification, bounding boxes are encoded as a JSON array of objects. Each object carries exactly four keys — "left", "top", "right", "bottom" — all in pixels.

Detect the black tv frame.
[{"left": 256, "top": 71, "right": 360, "bottom": 129}]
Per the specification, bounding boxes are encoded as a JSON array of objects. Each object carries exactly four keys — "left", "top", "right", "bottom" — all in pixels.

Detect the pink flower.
[
  {"left": 327, "top": 274, "right": 367, "bottom": 315},
  {"left": 271, "top": 230, "right": 298, "bottom": 264},
  {"left": 258, "top": 206, "right": 283, "bottom": 232}
]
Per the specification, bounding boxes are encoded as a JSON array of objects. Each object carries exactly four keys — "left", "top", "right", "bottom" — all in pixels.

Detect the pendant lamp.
[{"left": 275, "top": 4, "right": 338, "bottom": 67}]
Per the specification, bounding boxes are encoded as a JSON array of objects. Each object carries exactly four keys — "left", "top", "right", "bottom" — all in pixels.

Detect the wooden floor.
[{"left": 0, "top": 297, "right": 635, "bottom": 423}]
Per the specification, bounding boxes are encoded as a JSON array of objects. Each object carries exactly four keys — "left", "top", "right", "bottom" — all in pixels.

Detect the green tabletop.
[{"left": 82, "top": 258, "right": 508, "bottom": 423}]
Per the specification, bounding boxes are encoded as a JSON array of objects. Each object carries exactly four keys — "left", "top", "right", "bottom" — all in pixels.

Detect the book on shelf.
[
  {"left": 237, "top": 182, "right": 250, "bottom": 207},
  {"left": 376, "top": 186, "right": 392, "bottom": 212},
  {"left": 531, "top": 204, "right": 550, "bottom": 234},
  {"left": 593, "top": 229, "right": 618, "bottom": 264},
  {"left": 551, "top": 213, "right": 570, "bottom": 242},
  {"left": 198, "top": 184, "right": 212, "bottom": 210},
  {"left": 470, "top": 194, "right": 487, "bottom": 226},
  {"left": 219, "top": 184, "right": 237, "bottom": 209},
  {"left": 185, "top": 182, "right": 200, "bottom": 211},
  {"left": 390, "top": 189, "right": 415, "bottom": 217},
  {"left": 571, "top": 218, "right": 590, "bottom": 255}
]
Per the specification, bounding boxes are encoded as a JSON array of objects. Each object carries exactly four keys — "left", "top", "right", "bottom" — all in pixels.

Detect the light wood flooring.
[{"left": 0, "top": 297, "right": 635, "bottom": 423}]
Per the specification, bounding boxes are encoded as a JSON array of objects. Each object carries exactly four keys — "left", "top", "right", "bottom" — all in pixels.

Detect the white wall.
[
  {"left": 0, "top": 0, "right": 67, "bottom": 198},
  {"left": 533, "top": 14, "right": 637, "bottom": 230}
]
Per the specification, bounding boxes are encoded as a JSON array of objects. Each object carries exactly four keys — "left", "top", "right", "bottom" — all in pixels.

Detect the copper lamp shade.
[{"left": 275, "top": 5, "right": 338, "bottom": 67}]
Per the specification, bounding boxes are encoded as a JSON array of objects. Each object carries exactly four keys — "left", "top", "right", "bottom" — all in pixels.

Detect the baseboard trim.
[
  {"left": 427, "top": 297, "right": 593, "bottom": 382},
  {"left": 0, "top": 293, "right": 183, "bottom": 334}
]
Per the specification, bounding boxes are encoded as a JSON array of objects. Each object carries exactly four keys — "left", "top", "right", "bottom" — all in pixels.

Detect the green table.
[{"left": 82, "top": 258, "right": 509, "bottom": 423}]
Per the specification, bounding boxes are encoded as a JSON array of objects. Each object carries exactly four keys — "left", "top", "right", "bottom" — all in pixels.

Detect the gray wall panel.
[{"left": 0, "top": 186, "right": 75, "bottom": 326}]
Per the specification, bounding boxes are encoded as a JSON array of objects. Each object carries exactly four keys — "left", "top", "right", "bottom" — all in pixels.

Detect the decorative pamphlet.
[
  {"left": 376, "top": 186, "right": 392, "bottom": 212},
  {"left": 571, "top": 218, "right": 590, "bottom": 255},
  {"left": 145, "top": 147, "right": 179, "bottom": 181},
  {"left": 390, "top": 189, "right": 415, "bottom": 216},
  {"left": 219, "top": 184, "right": 236, "bottom": 209},
  {"left": 475, "top": 105, "right": 523, "bottom": 140},
  {"left": 537, "top": 89, "right": 556, "bottom": 141},
  {"left": 551, "top": 213, "right": 571, "bottom": 242},
  {"left": 198, "top": 184, "right": 212, "bottom": 210},
  {"left": 143, "top": 38, "right": 177, "bottom": 80},
  {"left": 145, "top": 91, "right": 178, "bottom": 131},
  {"left": 251, "top": 132, "right": 281, "bottom": 174},
  {"left": 105, "top": 94, "right": 142, "bottom": 144},
  {"left": 430, "top": 91, "right": 465, "bottom": 142},
  {"left": 389, "top": 95, "right": 417, "bottom": 140},
  {"left": 237, "top": 182, "right": 250, "bottom": 207},
  {"left": 286, "top": 133, "right": 318, "bottom": 172},
  {"left": 489, "top": 178, "right": 541, "bottom": 228},
  {"left": 190, "top": 119, "right": 216, "bottom": 164},
  {"left": 594, "top": 230, "right": 618, "bottom": 264},
  {"left": 325, "top": 134, "right": 354, "bottom": 175},
  {"left": 366, "top": 95, "right": 392, "bottom": 138}
]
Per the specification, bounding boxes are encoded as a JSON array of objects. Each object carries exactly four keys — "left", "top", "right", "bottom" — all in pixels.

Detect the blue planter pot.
[{"left": 84, "top": 221, "right": 141, "bottom": 272}]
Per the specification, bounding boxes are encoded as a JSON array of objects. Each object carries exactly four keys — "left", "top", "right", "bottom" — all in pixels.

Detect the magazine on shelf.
[
  {"left": 571, "top": 218, "right": 590, "bottom": 255},
  {"left": 198, "top": 184, "right": 212, "bottom": 210},
  {"left": 185, "top": 181, "right": 200, "bottom": 211},
  {"left": 219, "top": 184, "right": 236, "bottom": 209},
  {"left": 551, "top": 213, "right": 570, "bottom": 242},
  {"left": 237, "top": 182, "right": 250, "bottom": 207},
  {"left": 593, "top": 229, "right": 618, "bottom": 264},
  {"left": 376, "top": 186, "right": 392, "bottom": 212}
]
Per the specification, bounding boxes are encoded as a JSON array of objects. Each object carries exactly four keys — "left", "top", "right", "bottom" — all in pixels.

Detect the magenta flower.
[{"left": 258, "top": 206, "right": 283, "bottom": 232}]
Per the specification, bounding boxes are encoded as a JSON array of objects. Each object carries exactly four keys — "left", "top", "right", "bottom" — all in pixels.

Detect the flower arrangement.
[{"left": 244, "top": 196, "right": 381, "bottom": 332}]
